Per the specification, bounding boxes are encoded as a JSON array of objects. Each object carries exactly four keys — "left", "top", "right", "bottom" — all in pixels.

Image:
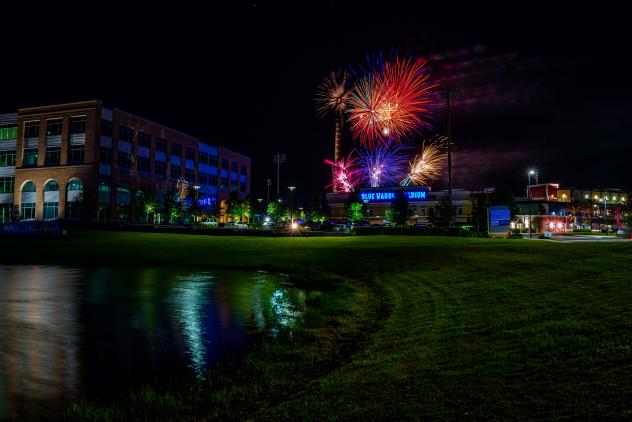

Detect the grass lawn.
[{"left": 1, "top": 230, "right": 632, "bottom": 420}]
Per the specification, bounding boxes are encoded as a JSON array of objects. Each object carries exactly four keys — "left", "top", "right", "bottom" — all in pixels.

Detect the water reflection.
[{"left": 0, "top": 266, "right": 307, "bottom": 421}]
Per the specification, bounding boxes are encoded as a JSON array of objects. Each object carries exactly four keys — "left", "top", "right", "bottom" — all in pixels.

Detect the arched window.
[
  {"left": 21, "top": 181, "right": 36, "bottom": 192},
  {"left": 66, "top": 178, "right": 84, "bottom": 220},
  {"left": 44, "top": 180, "right": 59, "bottom": 191},
  {"left": 43, "top": 180, "right": 59, "bottom": 220},
  {"left": 67, "top": 179, "right": 83, "bottom": 191},
  {"left": 20, "top": 181, "right": 36, "bottom": 220}
]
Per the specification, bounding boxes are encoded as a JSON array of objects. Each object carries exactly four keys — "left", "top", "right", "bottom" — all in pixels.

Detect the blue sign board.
[
  {"left": 359, "top": 188, "right": 428, "bottom": 203},
  {"left": 488, "top": 206, "right": 511, "bottom": 233}
]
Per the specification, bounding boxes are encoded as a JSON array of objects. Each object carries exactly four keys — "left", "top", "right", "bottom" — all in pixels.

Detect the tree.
[
  {"left": 468, "top": 184, "right": 519, "bottom": 234},
  {"left": 344, "top": 193, "right": 366, "bottom": 221},
  {"left": 308, "top": 194, "right": 329, "bottom": 223},
  {"left": 185, "top": 186, "right": 201, "bottom": 224},
  {"left": 227, "top": 191, "right": 245, "bottom": 222},
  {"left": 346, "top": 202, "right": 365, "bottom": 221},
  {"left": 137, "top": 185, "right": 157, "bottom": 223},
  {"left": 266, "top": 201, "right": 283, "bottom": 221},
  {"left": 164, "top": 188, "right": 181, "bottom": 224},
  {"left": 388, "top": 191, "right": 413, "bottom": 226}
]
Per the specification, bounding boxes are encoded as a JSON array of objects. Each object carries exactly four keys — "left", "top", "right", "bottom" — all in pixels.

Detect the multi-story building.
[
  {"left": 0, "top": 100, "right": 250, "bottom": 223},
  {"left": 326, "top": 186, "right": 474, "bottom": 225},
  {"left": 516, "top": 183, "right": 629, "bottom": 232}
]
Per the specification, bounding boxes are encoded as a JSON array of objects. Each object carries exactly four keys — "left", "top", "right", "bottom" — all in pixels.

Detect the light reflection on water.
[{"left": 0, "top": 266, "right": 307, "bottom": 421}]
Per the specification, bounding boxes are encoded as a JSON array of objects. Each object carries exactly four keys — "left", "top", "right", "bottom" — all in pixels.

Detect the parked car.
[
  {"left": 334, "top": 224, "right": 351, "bottom": 233},
  {"left": 223, "top": 222, "right": 248, "bottom": 229},
  {"left": 351, "top": 219, "right": 371, "bottom": 228},
  {"left": 200, "top": 218, "right": 219, "bottom": 228}
]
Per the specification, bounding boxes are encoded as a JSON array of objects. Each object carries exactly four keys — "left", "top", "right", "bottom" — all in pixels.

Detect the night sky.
[{"left": 3, "top": 2, "right": 631, "bottom": 203}]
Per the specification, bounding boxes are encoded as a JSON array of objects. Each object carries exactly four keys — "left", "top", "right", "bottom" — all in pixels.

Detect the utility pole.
[
  {"left": 446, "top": 89, "right": 452, "bottom": 204},
  {"left": 266, "top": 178, "right": 271, "bottom": 205},
  {"left": 273, "top": 153, "right": 286, "bottom": 199}
]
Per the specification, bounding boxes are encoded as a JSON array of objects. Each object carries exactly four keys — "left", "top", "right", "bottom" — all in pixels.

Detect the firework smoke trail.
[
  {"left": 324, "top": 153, "right": 361, "bottom": 193},
  {"left": 358, "top": 143, "right": 409, "bottom": 187},
  {"left": 347, "top": 55, "right": 438, "bottom": 147},
  {"left": 401, "top": 136, "right": 447, "bottom": 186}
]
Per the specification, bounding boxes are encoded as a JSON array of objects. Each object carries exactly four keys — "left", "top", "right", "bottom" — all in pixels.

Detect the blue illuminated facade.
[{"left": 359, "top": 187, "right": 429, "bottom": 203}]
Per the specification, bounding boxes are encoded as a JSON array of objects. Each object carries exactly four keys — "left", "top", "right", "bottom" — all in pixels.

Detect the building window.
[
  {"left": 0, "top": 150, "right": 16, "bottom": 167},
  {"left": 100, "top": 147, "right": 112, "bottom": 164},
  {"left": 0, "top": 176, "right": 14, "bottom": 193},
  {"left": 70, "top": 116, "right": 86, "bottom": 134},
  {"left": 221, "top": 158, "right": 229, "bottom": 169},
  {"left": 231, "top": 161, "right": 238, "bottom": 173},
  {"left": 118, "top": 151, "right": 132, "bottom": 169},
  {"left": 69, "top": 145, "right": 85, "bottom": 164},
  {"left": 98, "top": 183, "right": 110, "bottom": 204},
  {"left": 46, "top": 118, "right": 62, "bottom": 136},
  {"left": 220, "top": 177, "right": 228, "bottom": 191},
  {"left": 22, "top": 180, "right": 36, "bottom": 192},
  {"left": 24, "top": 121, "right": 39, "bottom": 138},
  {"left": 22, "top": 148, "right": 38, "bottom": 166},
  {"left": 0, "top": 124, "right": 17, "bottom": 140},
  {"left": 209, "top": 155, "right": 218, "bottom": 167},
  {"left": 20, "top": 202, "right": 35, "bottom": 220},
  {"left": 171, "top": 143, "right": 182, "bottom": 157},
  {"left": 155, "top": 160, "right": 166, "bottom": 177},
  {"left": 185, "top": 168, "right": 194, "bottom": 183},
  {"left": 156, "top": 138, "right": 167, "bottom": 152},
  {"left": 119, "top": 125, "right": 134, "bottom": 143},
  {"left": 137, "top": 156, "right": 149, "bottom": 173},
  {"left": 43, "top": 202, "right": 59, "bottom": 219},
  {"left": 199, "top": 152, "right": 209, "bottom": 165},
  {"left": 240, "top": 182, "right": 247, "bottom": 193},
  {"left": 230, "top": 180, "right": 238, "bottom": 192},
  {"left": 210, "top": 175, "right": 218, "bottom": 186},
  {"left": 198, "top": 172, "right": 208, "bottom": 185},
  {"left": 0, "top": 204, "right": 12, "bottom": 223},
  {"left": 420, "top": 207, "right": 427, "bottom": 216},
  {"left": 185, "top": 147, "right": 196, "bottom": 161},
  {"left": 101, "top": 119, "right": 113, "bottom": 137},
  {"left": 139, "top": 132, "right": 151, "bottom": 147},
  {"left": 457, "top": 206, "right": 463, "bottom": 216},
  {"left": 45, "top": 145, "right": 61, "bottom": 165},
  {"left": 171, "top": 164, "right": 181, "bottom": 179},
  {"left": 240, "top": 165, "right": 247, "bottom": 176}
]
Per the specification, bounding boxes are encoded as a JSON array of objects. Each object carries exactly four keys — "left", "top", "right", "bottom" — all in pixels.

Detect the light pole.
[
  {"left": 193, "top": 185, "right": 200, "bottom": 224},
  {"left": 527, "top": 169, "right": 536, "bottom": 238},
  {"left": 601, "top": 196, "right": 609, "bottom": 232},
  {"left": 288, "top": 186, "right": 296, "bottom": 231}
]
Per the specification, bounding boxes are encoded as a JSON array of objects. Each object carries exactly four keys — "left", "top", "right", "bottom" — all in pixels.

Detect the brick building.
[{"left": 0, "top": 100, "right": 250, "bottom": 223}]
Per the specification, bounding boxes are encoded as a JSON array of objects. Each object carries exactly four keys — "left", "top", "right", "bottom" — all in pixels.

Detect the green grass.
[{"left": 2, "top": 231, "right": 632, "bottom": 420}]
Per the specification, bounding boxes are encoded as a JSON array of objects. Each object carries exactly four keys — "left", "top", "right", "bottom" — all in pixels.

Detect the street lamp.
[
  {"left": 527, "top": 169, "right": 537, "bottom": 238},
  {"left": 193, "top": 185, "right": 200, "bottom": 224},
  {"left": 288, "top": 186, "right": 296, "bottom": 231},
  {"left": 600, "top": 196, "right": 609, "bottom": 232}
]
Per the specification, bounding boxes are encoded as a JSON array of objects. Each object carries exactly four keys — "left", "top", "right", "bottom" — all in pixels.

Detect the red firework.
[
  {"left": 324, "top": 153, "right": 361, "bottom": 192},
  {"left": 347, "top": 56, "right": 437, "bottom": 147}
]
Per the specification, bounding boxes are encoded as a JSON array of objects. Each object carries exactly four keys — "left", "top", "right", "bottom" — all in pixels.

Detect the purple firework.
[{"left": 358, "top": 142, "right": 409, "bottom": 187}]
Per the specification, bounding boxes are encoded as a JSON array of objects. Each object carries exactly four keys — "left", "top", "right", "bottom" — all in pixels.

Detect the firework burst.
[
  {"left": 401, "top": 135, "right": 447, "bottom": 186},
  {"left": 314, "top": 69, "right": 351, "bottom": 117},
  {"left": 347, "top": 56, "right": 437, "bottom": 147},
  {"left": 358, "top": 142, "right": 408, "bottom": 187},
  {"left": 324, "top": 153, "right": 361, "bottom": 193}
]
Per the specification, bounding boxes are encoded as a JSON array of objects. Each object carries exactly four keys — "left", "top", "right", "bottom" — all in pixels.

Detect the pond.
[{"left": 0, "top": 266, "right": 307, "bottom": 420}]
